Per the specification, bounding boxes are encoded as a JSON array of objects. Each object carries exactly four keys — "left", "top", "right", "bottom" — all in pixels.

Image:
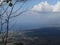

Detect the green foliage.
[
  {"left": 6, "top": 0, "right": 12, "bottom": 3},
  {"left": 6, "top": 0, "right": 13, "bottom": 7},
  {"left": 9, "top": 2, "right": 12, "bottom": 7},
  {"left": 14, "top": 42, "right": 24, "bottom": 45},
  {"left": 6, "top": 0, "right": 27, "bottom": 7},
  {"left": 6, "top": 0, "right": 9, "bottom": 3}
]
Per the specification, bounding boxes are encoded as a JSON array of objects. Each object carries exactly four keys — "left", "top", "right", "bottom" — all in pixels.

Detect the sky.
[
  {"left": 9, "top": 0, "right": 60, "bottom": 30},
  {"left": 11, "top": 0, "right": 60, "bottom": 30},
  {"left": 1, "top": 0, "right": 60, "bottom": 30}
]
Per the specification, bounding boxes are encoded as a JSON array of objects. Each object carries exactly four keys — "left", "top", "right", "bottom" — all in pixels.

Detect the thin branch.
[
  {"left": 8, "top": 1, "right": 17, "bottom": 18},
  {"left": 10, "top": 9, "right": 28, "bottom": 18},
  {"left": 2, "top": 6, "right": 8, "bottom": 16},
  {"left": 2, "top": 22, "right": 6, "bottom": 25},
  {"left": 9, "top": 21, "right": 16, "bottom": 30},
  {"left": 1, "top": 6, "right": 9, "bottom": 16},
  {"left": 12, "top": 1, "right": 26, "bottom": 15}
]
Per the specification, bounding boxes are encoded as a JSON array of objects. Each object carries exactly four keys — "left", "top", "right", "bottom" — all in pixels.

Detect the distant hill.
[
  {"left": 22, "top": 27, "right": 60, "bottom": 45},
  {"left": 5, "top": 27, "right": 60, "bottom": 45},
  {"left": 24, "top": 27, "right": 60, "bottom": 37}
]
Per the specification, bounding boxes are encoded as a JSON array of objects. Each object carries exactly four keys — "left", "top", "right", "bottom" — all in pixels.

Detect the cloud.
[
  {"left": 9, "top": 1, "right": 60, "bottom": 29},
  {"left": 53, "top": 2, "right": 60, "bottom": 12},
  {"left": 0, "top": 0, "right": 4, "bottom": 4},
  {"left": 32, "top": 1, "right": 60, "bottom": 12}
]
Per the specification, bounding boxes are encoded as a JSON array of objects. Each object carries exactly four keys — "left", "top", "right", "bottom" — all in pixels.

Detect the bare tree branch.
[
  {"left": 1, "top": 6, "right": 9, "bottom": 16},
  {"left": 8, "top": 1, "right": 17, "bottom": 18},
  {"left": 2, "top": 6, "right": 8, "bottom": 16},
  {"left": 12, "top": 1, "right": 26, "bottom": 15},
  {"left": 10, "top": 9, "right": 28, "bottom": 18},
  {"left": 0, "top": 0, "right": 30, "bottom": 45}
]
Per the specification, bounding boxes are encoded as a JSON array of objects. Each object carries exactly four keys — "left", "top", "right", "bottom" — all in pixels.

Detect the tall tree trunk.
[{"left": 5, "top": 19, "right": 9, "bottom": 45}]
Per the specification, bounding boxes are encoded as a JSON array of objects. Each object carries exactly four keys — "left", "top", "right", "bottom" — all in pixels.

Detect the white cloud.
[
  {"left": 53, "top": 2, "right": 60, "bottom": 12},
  {"left": 0, "top": 0, "right": 4, "bottom": 4},
  {"left": 32, "top": 1, "right": 60, "bottom": 12}
]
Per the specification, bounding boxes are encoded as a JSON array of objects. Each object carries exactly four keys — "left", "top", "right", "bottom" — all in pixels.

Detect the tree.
[
  {"left": 0, "top": 0, "right": 29, "bottom": 45},
  {"left": 14, "top": 42, "right": 24, "bottom": 45}
]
